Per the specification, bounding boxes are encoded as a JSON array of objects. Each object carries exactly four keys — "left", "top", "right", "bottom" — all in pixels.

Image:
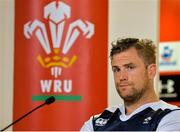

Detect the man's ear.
[{"left": 147, "top": 64, "right": 156, "bottom": 79}]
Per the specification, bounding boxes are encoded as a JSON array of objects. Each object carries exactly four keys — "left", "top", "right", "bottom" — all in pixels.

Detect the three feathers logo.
[{"left": 23, "top": 0, "right": 95, "bottom": 101}]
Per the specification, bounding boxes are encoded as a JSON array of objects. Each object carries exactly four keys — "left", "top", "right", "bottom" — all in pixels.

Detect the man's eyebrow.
[
  {"left": 112, "top": 63, "right": 135, "bottom": 67},
  {"left": 124, "top": 62, "right": 135, "bottom": 66},
  {"left": 112, "top": 66, "right": 119, "bottom": 68}
]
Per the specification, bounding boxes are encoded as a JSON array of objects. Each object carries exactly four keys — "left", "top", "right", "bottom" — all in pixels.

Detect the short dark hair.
[{"left": 110, "top": 38, "right": 156, "bottom": 66}]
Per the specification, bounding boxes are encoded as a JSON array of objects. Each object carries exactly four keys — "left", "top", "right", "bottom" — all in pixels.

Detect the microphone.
[
  {"left": 0, "top": 96, "right": 55, "bottom": 131},
  {"left": 45, "top": 96, "right": 55, "bottom": 104}
]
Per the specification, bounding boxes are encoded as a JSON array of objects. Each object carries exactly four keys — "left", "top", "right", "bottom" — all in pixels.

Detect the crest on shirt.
[{"left": 95, "top": 118, "right": 109, "bottom": 126}]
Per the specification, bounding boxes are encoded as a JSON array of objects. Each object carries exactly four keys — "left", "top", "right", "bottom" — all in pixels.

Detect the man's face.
[{"left": 111, "top": 47, "right": 155, "bottom": 105}]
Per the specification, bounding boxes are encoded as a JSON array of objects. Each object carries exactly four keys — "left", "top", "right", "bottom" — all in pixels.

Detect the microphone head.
[{"left": 45, "top": 96, "right": 55, "bottom": 105}]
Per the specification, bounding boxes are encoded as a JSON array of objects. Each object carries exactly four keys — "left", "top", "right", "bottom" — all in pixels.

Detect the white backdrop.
[{"left": 0, "top": 0, "right": 159, "bottom": 130}]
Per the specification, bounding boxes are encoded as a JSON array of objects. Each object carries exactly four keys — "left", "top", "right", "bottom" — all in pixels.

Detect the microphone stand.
[
  {"left": 1, "top": 96, "right": 55, "bottom": 131},
  {"left": 1, "top": 103, "right": 46, "bottom": 131}
]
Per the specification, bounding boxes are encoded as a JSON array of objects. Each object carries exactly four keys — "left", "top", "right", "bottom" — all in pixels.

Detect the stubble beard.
[{"left": 116, "top": 81, "right": 149, "bottom": 106}]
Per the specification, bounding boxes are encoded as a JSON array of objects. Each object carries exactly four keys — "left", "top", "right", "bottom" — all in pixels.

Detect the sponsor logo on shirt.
[{"left": 143, "top": 117, "right": 152, "bottom": 124}]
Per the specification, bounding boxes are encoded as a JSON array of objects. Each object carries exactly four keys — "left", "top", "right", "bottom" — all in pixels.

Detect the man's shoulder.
[
  {"left": 93, "top": 105, "right": 121, "bottom": 118},
  {"left": 151, "top": 100, "right": 179, "bottom": 110},
  {"left": 156, "top": 102, "right": 180, "bottom": 131},
  {"left": 80, "top": 105, "right": 121, "bottom": 131}
]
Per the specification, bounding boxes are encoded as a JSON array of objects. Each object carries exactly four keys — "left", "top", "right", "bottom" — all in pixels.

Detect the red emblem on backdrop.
[{"left": 14, "top": 0, "right": 108, "bottom": 130}]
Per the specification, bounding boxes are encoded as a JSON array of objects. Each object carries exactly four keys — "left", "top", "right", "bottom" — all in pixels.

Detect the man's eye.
[
  {"left": 112, "top": 68, "right": 120, "bottom": 73},
  {"left": 126, "top": 65, "right": 135, "bottom": 70}
]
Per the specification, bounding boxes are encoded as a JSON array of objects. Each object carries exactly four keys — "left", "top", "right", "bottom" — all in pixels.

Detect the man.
[{"left": 80, "top": 38, "right": 180, "bottom": 131}]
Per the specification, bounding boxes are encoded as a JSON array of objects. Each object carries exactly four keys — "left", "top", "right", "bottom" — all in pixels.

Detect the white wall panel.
[{"left": 108, "top": 0, "right": 159, "bottom": 106}]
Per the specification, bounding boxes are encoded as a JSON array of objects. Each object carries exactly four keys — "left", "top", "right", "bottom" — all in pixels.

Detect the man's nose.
[{"left": 119, "top": 70, "right": 128, "bottom": 81}]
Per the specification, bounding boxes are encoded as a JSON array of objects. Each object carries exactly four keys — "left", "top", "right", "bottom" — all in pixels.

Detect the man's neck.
[{"left": 124, "top": 93, "right": 159, "bottom": 115}]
